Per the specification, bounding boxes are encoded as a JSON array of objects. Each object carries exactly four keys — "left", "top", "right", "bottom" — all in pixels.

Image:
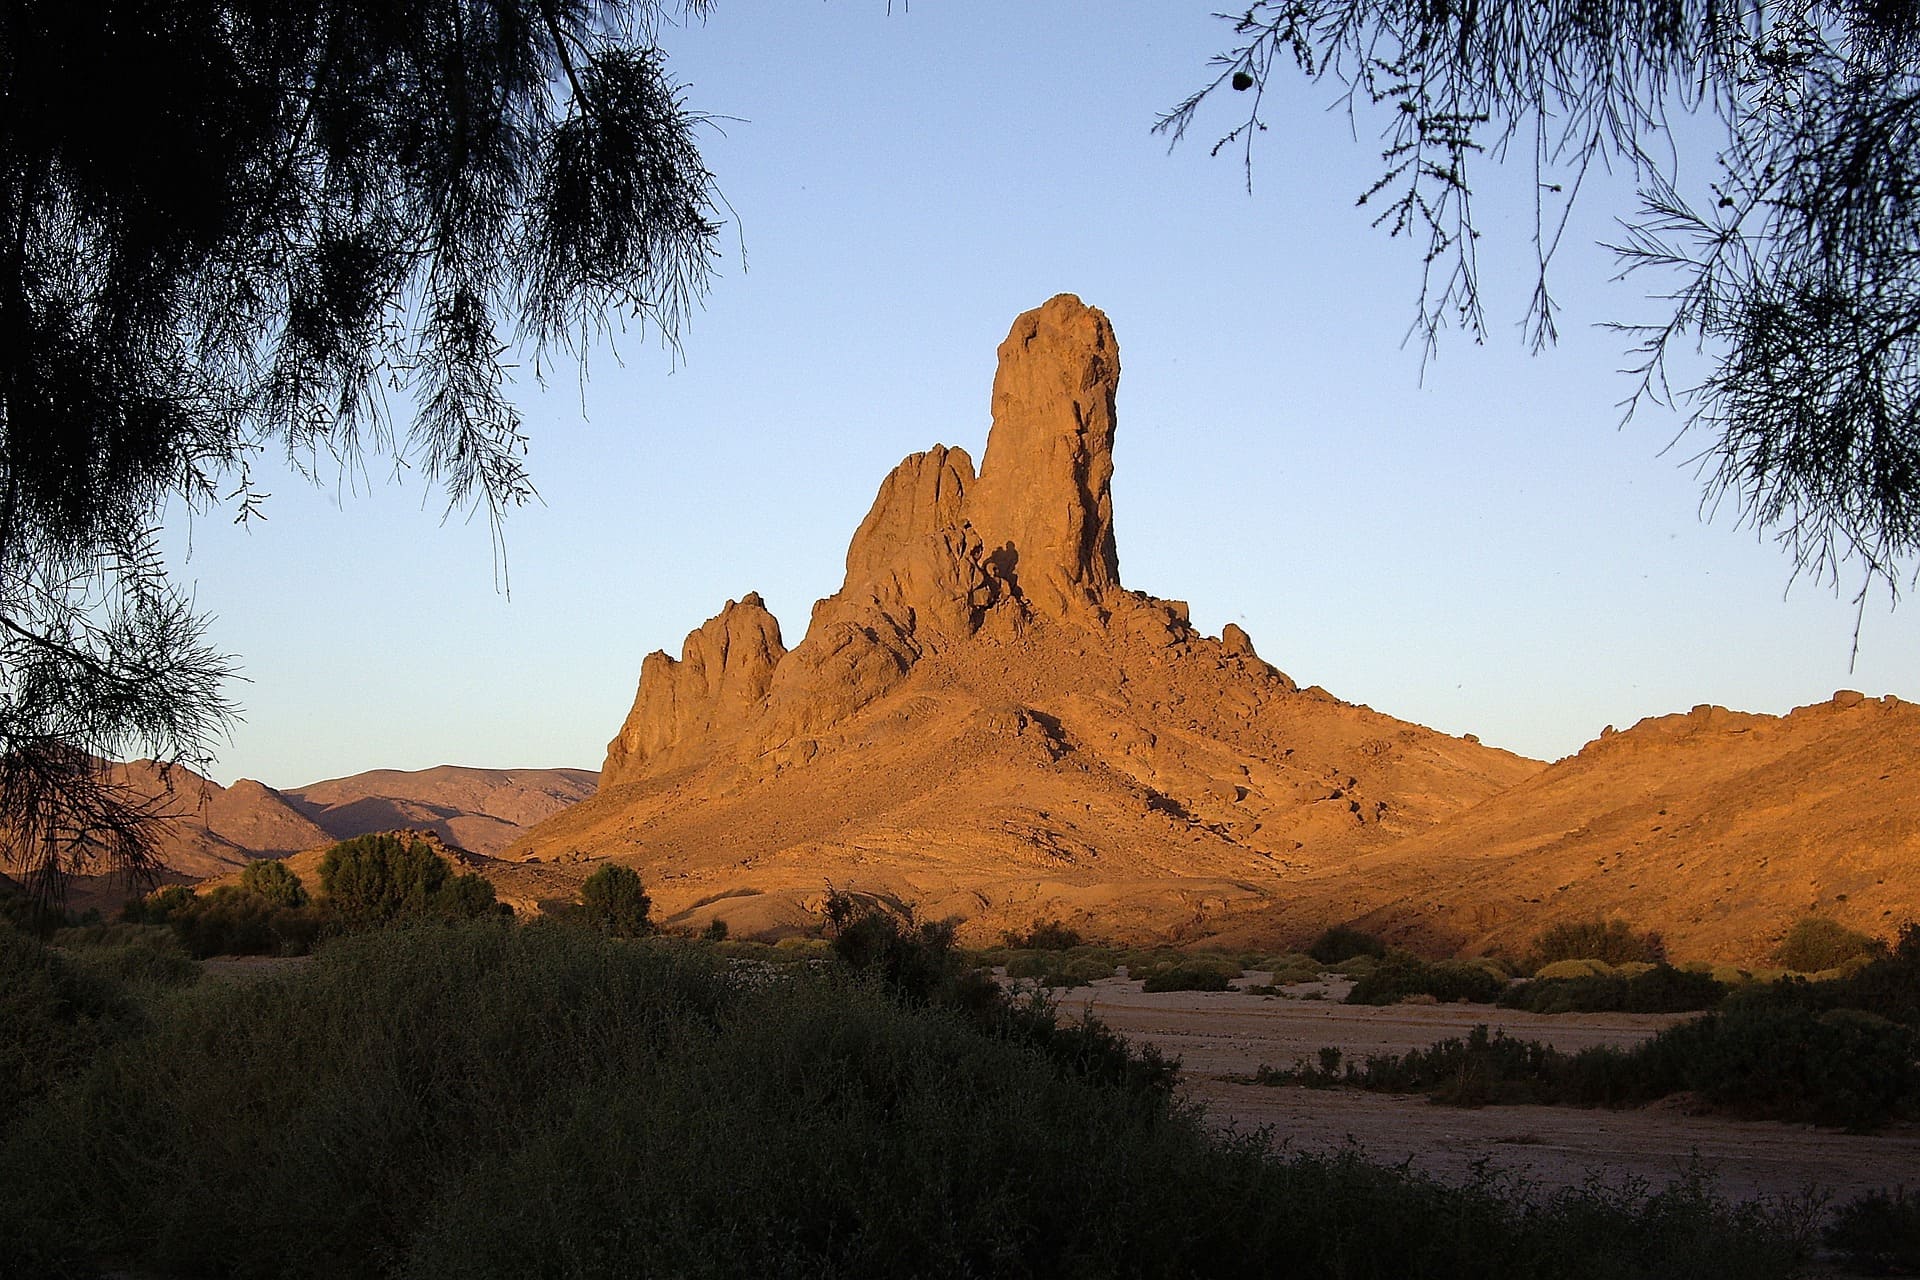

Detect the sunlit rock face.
[
  {"left": 570, "top": 295, "right": 1539, "bottom": 947},
  {"left": 966, "top": 293, "right": 1122, "bottom": 620}
]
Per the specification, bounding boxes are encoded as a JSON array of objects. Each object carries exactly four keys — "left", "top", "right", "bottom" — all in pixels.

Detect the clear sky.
[{"left": 161, "top": 2, "right": 1920, "bottom": 789}]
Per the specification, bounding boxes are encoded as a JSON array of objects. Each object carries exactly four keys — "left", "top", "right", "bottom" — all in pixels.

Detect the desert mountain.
[
  {"left": 285, "top": 765, "right": 598, "bottom": 857},
  {"left": 106, "top": 760, "right": 331, "bottom": 879},
  {"left": 9, "top": 762, "right": 597, "bottom": 915},
  {"left": 1241, "top": 693, "right": 1920, "bottom": 962},
  {"left": 511, "top": 296, "right": 1542, "bottom": 940},
  {"left": 0, "top": 760, "right": 335, "bottom": 898}
]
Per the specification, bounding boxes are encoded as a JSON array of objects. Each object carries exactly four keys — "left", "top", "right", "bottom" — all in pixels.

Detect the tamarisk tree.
[
  {"left": 1164, "top": 1, "right": 1920, "bottom": 613},
  {"left": 0, "top": 0, "right": 723, "bottom": 904}
]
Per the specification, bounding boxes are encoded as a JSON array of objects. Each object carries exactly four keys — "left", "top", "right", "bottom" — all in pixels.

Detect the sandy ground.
[{"left": 1058, "top": 973, "right": 1920, "bottom": 1207}]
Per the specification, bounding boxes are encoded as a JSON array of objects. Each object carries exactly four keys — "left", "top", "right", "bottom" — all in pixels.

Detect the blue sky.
[{"left": 162, "top": 2, "right": 1920, "bottom": 788}]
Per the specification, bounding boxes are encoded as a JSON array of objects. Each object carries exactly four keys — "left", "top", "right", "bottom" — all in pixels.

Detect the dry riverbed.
[{"left": 1055, "top": 972, "right": 1920, "bottom": 1206}]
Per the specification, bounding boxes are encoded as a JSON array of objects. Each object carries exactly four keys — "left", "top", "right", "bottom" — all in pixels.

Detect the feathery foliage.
[
  {"left": 0, "top": 0, "right": 723, "bottom": 903},
  {"left": 1166, "top": 1, "right": 1920, "bottom": 608}
]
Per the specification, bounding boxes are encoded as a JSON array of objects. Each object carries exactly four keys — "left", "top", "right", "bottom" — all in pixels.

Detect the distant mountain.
[
  {"left": 7, "top": 761, "right": 597, "bottom": 915},
  {"left": 285, "top": 766, "right": 598, "bottom": 857},
  {"left": 110, "top": 760, "right": 331, "bottom": 879}
]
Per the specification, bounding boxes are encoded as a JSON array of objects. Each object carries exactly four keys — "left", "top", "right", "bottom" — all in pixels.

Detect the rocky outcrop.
[
  {"left": 965, "top": 294, "right": 1122, "bottom": 619},
  {"left": 552, "top": 295, "right": 1552, "bottom": 947},
  {"left": 603, "top": 593, "right": 787, "bottom": 785},
  {"left": 605, "top": 296, "right": 1131, "bottom": 784}
]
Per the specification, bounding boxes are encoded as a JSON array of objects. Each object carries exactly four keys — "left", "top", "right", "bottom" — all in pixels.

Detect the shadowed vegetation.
[
  {"left": 0, "top": 918, "right": 1819, "bottom": 1279},
  {"left": 1264, "top": 925, "right": 1920, "bottom": 1131}
]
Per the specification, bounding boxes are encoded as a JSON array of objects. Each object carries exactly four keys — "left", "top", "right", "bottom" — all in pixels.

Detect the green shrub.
[
  {"left": 320, "top": 833, "right": 458, "bottom": 925},
  {"left": 122, "top": 883, "right": 199, "bottom": 924},
  {"left": 1773, "top": 917, "right": 1884, "bottom": 973},
  {"left": 0, "top": 923, "right": 140, "bottom": 1123},
  {"left": 1534, "top": 958, "right": 1611, "bottom": 980},
  {"left": 1140, "top": 957, "right": 1239, "bottom": 992},
  {"left": 1003, "top": 954, "right": 1115, "bottom": 988},
  {"left": 1825, "top": 1188, "right": 1920, "bottom": 1275},
  {"left": 147, "top": 885, "right": 328, "bottom": 959},
  {"left": 579, "top": 863, "right": 651, "bottom": 937},
  {"left": 0, "top": 921, "right": 1809, "bottom": 1280},
  {"left": 1002, "top": 917, "right": 1083, "bottom": 950},
  {"left": 1346, "top": 954, "right": 1507, "bottom": 1005},
  {"left": 1264, "top": 960, "right": 1326, "bottom": 987},
  {"left": 1327, "top": 954, "right": 1376, "bottom": 979},
  {"left": 702, "top": 918, "right": 729, "bottom": 941},
  {"left": 1527, "top": 919, "right": 1665, "bottom": 970},
  {"left": 1308, "top": 924, "right": 1386, "bottom": 964},
  {"left": 1736, "top": 922, "right": 1920, "bottom": 1028},
  {"left": 1498, "top": 964, "right": 1725, "bottom": 1015},
  {"left": 238, "top": 858, "right": 308, "bottom": 908},
  {"left": 822, "top": 890, "right": 969, "bottom": 1008},
  {"left": 1272, "top": 1002, "right": 1919, "bottom": 1130},
  {"left": 52, "top": 924, "right": 203, "bottom": 992},
  {"left": 432, "top": 871, "right": 506, "bottom": 921}
]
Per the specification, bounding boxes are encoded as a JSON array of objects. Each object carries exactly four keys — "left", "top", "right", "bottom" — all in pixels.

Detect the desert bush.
[
  {"left": 238, "top": 858, "right": 308, "bottom": 908},
  {"left": 1527, "top": 919, "right": 1665, "bottom": 970},
  {"left": 1331, "top": 952, "right": 1379, "bottom": 978},
  {"left": 1139, "top": 956, "right": 1241, "bottom": 993},
  {"left": 821, "top": 890, "right": 970, "bottom": 1008},
  {"left": 702, "top": 918, "right": 729, "bottom": 941},
  {"left": 579, "top": 863, "right": 652, "bottom": 937},
  {"left": 1498, "top": 964, "right": 1725, "bottom": 1015},
  {"left": 1247, "top": 950, "right": 1315, "bottom": 972},
  {"left": 320, "top": 833, "right": 462, "bottom": 925},
  {"left": 433, "top": 871, "right": 506, "bottom": 921},
  {"left": 1346, "top": 954, "right": 1507, "bottom": 1006},
  {"left": 1736, "top": 922, "right": 1920, "bottom": 1029},
  {"left": 146, "top": 885, "right": 327, "bottom": 959},
  {"left": 1272, "top": 1001, "right": 1918, "bottom": 1130},
  {"left": 1825, "top": 1188, "right": 1920, "bottom": 1275},
  {"left": 0, "top": 921, "right": 1817, "bottom": 1280},
  {"left": 1308, "top": 924, "right": 1387, "bottom": 964},
  {"left": 1773, "top": 917, "right": 1884, "bottom": 973},
  {"left": 1258, "top": 959, "right": 1327, "bottom": 988},
  {"left": 0, "top": 923, "right": 142, "bottom": 1123},
  {"left": 52, "top": 924, "right": 202, "bottom": 992},
  {"left": 1535, "top": 958, "right": 1612, "bottom": 980},
  {"left": 1002, "top": 917, "right": 1083, "bottom": 950},
  {"left": 1004, "top": 951, "right": 1115, "bottom": 988},
  {"left": 1115, "top": 946, "right": 1182, "bottom": 975},
  {"left": 121, "top": 883, "right": 199, "bottom": 924}
]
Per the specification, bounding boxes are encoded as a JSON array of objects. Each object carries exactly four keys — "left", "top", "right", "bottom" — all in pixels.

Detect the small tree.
[
  {"left": 434, "top": 873, "right": 506, "bottom": 922},
  {"left": 1528, "top": 919, "right": 1665, "bottom": 971},
  {"left": 319, "top": 834, "right": 450, "bottom": 926},
  {"left": 579, "top": 864, "right": 651, "bottom": 937},
  {"left": 238, "top": 859, "right": 307, "bottom": 910},
  {"left": 1308, "top": 924, "right": 1387, "bottom": 965},
  {"left": 1775, "top": 917, "right": 1885, "bottom": 972}
]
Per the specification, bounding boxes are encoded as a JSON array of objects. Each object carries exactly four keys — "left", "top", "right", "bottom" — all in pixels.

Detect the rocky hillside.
[
  {"left": 1243, "top": 692, "right": 1920, "bottom": 962},
  {"left": 510, "top": 296, "right": 1541, "bottom": 941},
  {"left": 285, "top": 765, "right": 598, "bottom": 857}
]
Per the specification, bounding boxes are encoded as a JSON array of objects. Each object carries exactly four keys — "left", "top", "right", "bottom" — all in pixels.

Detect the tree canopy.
[
  {"left": 1164, "top": 1, "right": 1920, "bottom": 610},
  {"left": 0, "top": 0, "right": 722, "bottom": 899}
]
